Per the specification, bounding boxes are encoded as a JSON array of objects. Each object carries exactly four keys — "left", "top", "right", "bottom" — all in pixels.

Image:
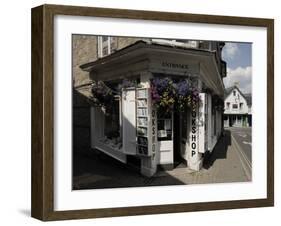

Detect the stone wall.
[
  {"left": 72, "top": 35, "right": 98, "bottom": 151},
  {"left": 116, "top": 37, "right": 144, "bottom": 49},
  {"left": 72, "top": 35, "right": 144, "bottom": 151}
]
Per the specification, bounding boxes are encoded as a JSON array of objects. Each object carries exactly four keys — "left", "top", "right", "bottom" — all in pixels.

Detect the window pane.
[
  {"left": 102, "top": 46, "right": 108, "bottom": 56},
  {"left": 104, "top": 99, "right": 121, "bottom": 141},
  {"left": 232, "top": 104, "right": 238, "bottom": 109},
  {"left": 102, "top": 36, "right": 108, "bottom": 42},
  {"left": 157, "top": 111, "right": 172, "bottom": 141}
]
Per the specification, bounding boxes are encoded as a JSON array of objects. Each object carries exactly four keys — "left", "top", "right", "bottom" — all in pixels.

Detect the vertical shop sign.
[
  {"left": 190, "top": 98, "right": 198, "bottom": 158},
  {"left": 151, "top": 107, "right": 156, "bottom": 160}
]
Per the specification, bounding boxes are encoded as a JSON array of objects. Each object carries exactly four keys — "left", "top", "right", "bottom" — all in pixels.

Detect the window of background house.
[
  {"left": 232, "top": 104, "right": 238, "bottom": 109},
  {"left": 239, "top": 103, "right": 243, "bottom": 109},
  {"left": 233, "top": 90, "right": 236, "bottom": 96},
  {"left": 226, "top": 102, "right": 230, "bottom": 109}
]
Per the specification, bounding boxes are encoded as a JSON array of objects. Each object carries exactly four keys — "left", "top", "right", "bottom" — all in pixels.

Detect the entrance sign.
[
  {"left": 149, "top": 57, "right": 200, "bottom": 75},
  {"left": 161, "top": 61, "right": 189, "bottom": 70}
]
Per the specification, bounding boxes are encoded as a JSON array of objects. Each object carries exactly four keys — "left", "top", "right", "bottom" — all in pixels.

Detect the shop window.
[
  {"left": 157, "top": 111, "right": 172, "bottom": 141},
  {"left": 232, "top": 104, "right": 238, "bottom": 109},
  {"left": 104, "top": 97, "right": 121, "bottom": 143}
]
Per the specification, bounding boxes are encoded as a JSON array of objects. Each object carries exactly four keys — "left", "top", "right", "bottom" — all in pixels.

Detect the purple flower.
[
  {"left": 150, "top": 77, "right": 201, "bottom": 111},
  {"left": 150, "top": 85, "right": 161, "bottom": 103},
  {"left": 175, "top": 80, "right": 190, "bottom": 96},
  {"left": 151, "top": 77, "right": 171, "bottom": 93}
]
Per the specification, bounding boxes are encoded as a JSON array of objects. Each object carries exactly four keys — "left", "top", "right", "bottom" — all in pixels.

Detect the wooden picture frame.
[{"left": 31, "top": 4, "right": 274, "bottom": 221}]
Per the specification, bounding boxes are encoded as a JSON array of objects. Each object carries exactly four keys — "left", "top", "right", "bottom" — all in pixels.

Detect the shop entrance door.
[
  {"left": 173, "top": 110, "right": 187, "bottom": 168},
  {"left": 173, "top": 111, "right": 181, "bottom": 166}
]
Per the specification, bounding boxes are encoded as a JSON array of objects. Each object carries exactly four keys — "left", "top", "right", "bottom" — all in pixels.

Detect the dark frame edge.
[
  {"left": 44, "top": 198, "right": 272, "bottom": 221},
  {"left": 266, "top": 19, "right": 274, "bottom": 206},
  {"left": 31, "top": 5, "right": 45, "bottom": 220},
  {"left": 31, "top": 4, "right": 274, "bottom": 221},
  {"left": 31, "top": 5, "right": 54, "bottom": 221},
  {"left": 41, "top": 3, "right": 274, "bottom": 27}
]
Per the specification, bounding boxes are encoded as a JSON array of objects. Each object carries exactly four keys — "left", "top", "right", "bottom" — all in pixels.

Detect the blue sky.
[{"left": 222, "top": 42, "right": 252, "bottom": 93}]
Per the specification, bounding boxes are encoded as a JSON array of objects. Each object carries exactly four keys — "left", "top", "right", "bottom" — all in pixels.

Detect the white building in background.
[
  {"left": 224, "top": 86, "right": 252, "bottom": 127},
  {"left": 81, "top": 38, "right": 226, "bottom": 177}
]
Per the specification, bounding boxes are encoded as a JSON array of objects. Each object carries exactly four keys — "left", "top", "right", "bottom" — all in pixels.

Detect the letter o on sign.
[{"left": 192, "top": 143, "right": 196, "bottom": 149}]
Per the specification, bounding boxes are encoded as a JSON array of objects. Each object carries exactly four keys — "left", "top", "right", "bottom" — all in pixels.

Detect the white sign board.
[{"left": 122, "top": 88, "right": 137, "bottom": 155}]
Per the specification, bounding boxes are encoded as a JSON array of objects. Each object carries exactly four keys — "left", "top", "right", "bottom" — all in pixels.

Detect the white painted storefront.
[{"left": 82, "top": 41, "right": 225, "bottom": 177}]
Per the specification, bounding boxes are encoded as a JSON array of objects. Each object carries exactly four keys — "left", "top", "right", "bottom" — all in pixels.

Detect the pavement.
[{"left": 73, "top": 130, "right": 251, "bottom": 190}]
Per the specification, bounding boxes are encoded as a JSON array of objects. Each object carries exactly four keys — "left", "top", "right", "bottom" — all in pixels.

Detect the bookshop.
[{"left": 81, "top": 40, "right": 225, "bottom": 177}]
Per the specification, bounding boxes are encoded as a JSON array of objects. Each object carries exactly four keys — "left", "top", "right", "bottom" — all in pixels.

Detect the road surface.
[{"left": 227, "top": 127, "right": 252, "bottom": 164}]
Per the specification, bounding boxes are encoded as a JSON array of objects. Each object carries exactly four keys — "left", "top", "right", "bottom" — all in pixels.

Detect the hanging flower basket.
[
  {"left": 151, "top": 77, "right": 176, "bottom": 112},
  {"left": 175, "top": 80, "right": 200, "bottom": 111},
  {"left": 91, "top": 79, "right": 139, "bottom": 111},
  {"left": 91, "top": 81, "right": 114, "bottom": 108},
  {"left": 150, "top": 77, "right": 201, "bottom": 112}
]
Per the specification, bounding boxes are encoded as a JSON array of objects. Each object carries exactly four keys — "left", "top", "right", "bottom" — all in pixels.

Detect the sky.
[{"left": 222, "top": 42, "right": 252, "bottom": 94}]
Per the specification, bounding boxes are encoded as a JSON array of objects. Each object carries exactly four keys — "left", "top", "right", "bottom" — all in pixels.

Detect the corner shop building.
[{"left": 81, "top": 40, "right": 226, "bottom": 177}]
